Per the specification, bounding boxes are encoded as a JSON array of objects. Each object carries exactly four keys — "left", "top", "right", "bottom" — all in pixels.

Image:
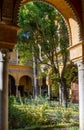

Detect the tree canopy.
[{"left": 17, "top": 1, "right": 69, "bottom": 69}]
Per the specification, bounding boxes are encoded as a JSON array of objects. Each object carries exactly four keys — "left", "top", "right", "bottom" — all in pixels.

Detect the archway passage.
[
  {"left": 0, "top": 0, "right": 84, "bottom": 130},
  {"left": 0, "top": 0, "right": 82, "bottom": 59},
  {"left": 19, "top": 76, "right": 32, "bottom": 98},
  {"left": 0, "top": 0, "right": 82, "bottom": 62},
  {"left": 17, "top": 1, "right": 84, "bottom": 130},
  {"left": 17, "top": 1, "right": 81, "bottom": 130},
  {"left": 8, "top": 75, "right": 16, "bottom": 96}
]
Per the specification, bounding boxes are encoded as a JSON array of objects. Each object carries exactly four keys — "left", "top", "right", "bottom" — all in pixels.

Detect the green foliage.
[
  {"left": 9, "top": 96, "right": 79, "bottom": 130},
  {"left": 9, "top": 96, "right": 16, "bottom": 106},
  {"left": 69, "top": 127, "right": 78, "bottom": 130},
  {"left": 64, "top": 63, "right": 78, "bottom": 88},
  {"left": 17, "top": 1, "right": 76, "bottom": 107},
  {"left": 17, "top": 1, "right": 69, "bottom": 68}
]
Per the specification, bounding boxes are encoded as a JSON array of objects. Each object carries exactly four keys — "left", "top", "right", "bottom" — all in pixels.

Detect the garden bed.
[
  {"left": 9, "top": 96, "right": 79, "bottom": 130},
  {"left": 10, "top": 126, "right": 79, "bottom": 130},
  {"left": 9, "top": 123, "right": 79, "bottom": 130}
]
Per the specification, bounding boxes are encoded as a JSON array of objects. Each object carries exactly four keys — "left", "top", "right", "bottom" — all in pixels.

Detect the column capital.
[
  {"left": 0, "top": 49, "right": 10, "bottom": 62},
  {"left": 77, "top": 61, "right": 84, "bottom": 70}
]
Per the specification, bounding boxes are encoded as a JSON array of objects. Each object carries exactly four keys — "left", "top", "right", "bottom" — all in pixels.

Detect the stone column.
[
  {"left": 0, "top": 51, "right": 4, "bottom": 130},
  {"left": 16, "top": 85, "right": 18, "bottom": 98},
  {"left": 78, "top": 62, "right": 84, "bottom": 130},
  {"left": 1, "top": 49, "right": 9, "bottom": 130}
]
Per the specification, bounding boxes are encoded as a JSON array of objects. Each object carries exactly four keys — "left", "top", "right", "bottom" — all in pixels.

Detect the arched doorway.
[
  {"left": 0, "top": 0, "right": 83, "bottom": 130},
  {"left": 19, "top": 76, "right": 32, "bottom": 97},
  {"left": 8, "top": 75, "right": 16, "bottom": 96},
  {"left": 18, "top": 1, "right": 82, "bottom": 129}
]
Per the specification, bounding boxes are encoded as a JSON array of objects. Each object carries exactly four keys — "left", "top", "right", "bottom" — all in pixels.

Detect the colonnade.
[{"left": 0, "top": 49, "right": 84, "bottom": 130}]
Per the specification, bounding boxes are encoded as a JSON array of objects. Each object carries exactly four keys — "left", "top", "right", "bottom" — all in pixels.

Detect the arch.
[
  {"left": 20, "top": 0, "right": 82, "bottom": 46},
  {"left": 8, "top": 75, "right": 16, "bottom": 96},
  {"left": 19, "top": 75, "right": 33, "bottom": 97},
  {"left": 19, "top": 73, "right": 33, "bottom": 81}
]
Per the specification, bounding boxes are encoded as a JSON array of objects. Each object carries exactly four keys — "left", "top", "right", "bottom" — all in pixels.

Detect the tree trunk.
[
  {"left": 59, "top": 82, "right": 68, "bottom": 108},
  {"left": 32, "top": 54, "right": 38, "bottom": 98}
]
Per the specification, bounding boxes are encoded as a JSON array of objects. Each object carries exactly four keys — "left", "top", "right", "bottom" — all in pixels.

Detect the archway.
[
  {"left": 0, "top": 0, "right": 83, "bottom": 130},
  {"left": 19, "top": 75, "right": 32, "bottom": 97},
  {"left": 21, "top": 0, "right": 83, "bottom": 63},
  {"left": 21, "top": 0, "right": 82, "bottom": 46},
  {"left": 18, "top": 0, "right": 80, "bottom": 128},
  {"left": 18, "top": 2, "right": 74, "bottom": 102}
]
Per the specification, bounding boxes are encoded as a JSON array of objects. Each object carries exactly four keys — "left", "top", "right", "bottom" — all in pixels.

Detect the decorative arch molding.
[
  {"left": 19, "top": 74, "right": 33, "bottom": 82},
  {"left": 20, "top": 0, "right": 82, "bottom": 46},
  {"left": 8, "top": 72, "right": 33, "bottom": 86},
  {"left": 19, "top": 75, "right": 32, "bottom": 94},
  {"left": 64, "top": 0, "right": 82, "bottom": 44}
]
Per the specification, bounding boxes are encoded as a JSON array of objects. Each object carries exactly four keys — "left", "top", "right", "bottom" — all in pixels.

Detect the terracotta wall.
[{"left": 71, "top": 83, "right": 79, "bottom": 103}]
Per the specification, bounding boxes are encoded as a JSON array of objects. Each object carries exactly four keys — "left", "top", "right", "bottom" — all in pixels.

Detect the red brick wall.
[{"left": 71, "top": 83, "right": 79, "bottom": 103}]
